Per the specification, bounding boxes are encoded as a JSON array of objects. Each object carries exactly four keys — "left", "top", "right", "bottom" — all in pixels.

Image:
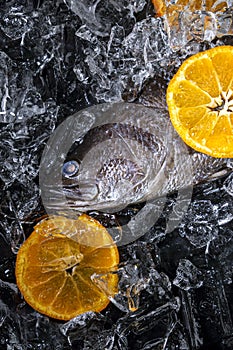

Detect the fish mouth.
[
  {"left": 43, "top": 181, "right": 129, "bottom": 216},
  {"left": 64, "top": 179, "right": 99, "bottom": 202},
  {"left": 41, "top": 179, "right": 103, "bottom": 213},
  {"left": 43, "top": 192, "right": 119, "bottom": 214},
  {"left": 41, "top": 179, "right": 135, "bottom": 214}
]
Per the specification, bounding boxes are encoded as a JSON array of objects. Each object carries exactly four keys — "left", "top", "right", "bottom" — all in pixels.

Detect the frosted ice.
[
  {"left": 223, "top": 172, "right": 233, "bottom": 196},
  {"left": 179, "top": 290, "right": 203, "bottom": 349},
  {"left": 0, "top": 4, "right": 33, "bottom": 40},
  {"left": 215, "top": 201, "right": 233, "bottom": 226},
  {"left": 173, "top": 259, "right": 204, "bottom": 290},
  {"left": 155, "top": 0, "right": 233, "bottom": 49},
  {"left": 93, "top": 260, "right": 151, "bottom": 312},
  {"left": 75, "top": 16, "right": 171, "bottom": 102},
  {"left": 114, "top": 298, "right": 186, "bottom": 350},
  {"left": 0, "top": 300, "right": 68, "bottom": 349},
  {"left": 69, "top": 0, "right": 233, "bottom": 102},
  {"left": 179, "top": 200, "right": 219, "bottom": 247}
]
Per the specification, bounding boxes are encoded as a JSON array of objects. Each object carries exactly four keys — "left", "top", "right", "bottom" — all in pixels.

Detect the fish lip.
[
  {"left": 44, "top": 197, "right": 117, "bottom": 213},
  {"left": 41, "top": 179, "right": 100, "bottom": 211},
  {"left": 61, "top": 178, "right": 101, "bottom": 207},
  {"left": 42, "top": 185, "right": 131, "bottom": 213},
  {"left": 63, "top": 186, "right": 99, "bottom": 202}
]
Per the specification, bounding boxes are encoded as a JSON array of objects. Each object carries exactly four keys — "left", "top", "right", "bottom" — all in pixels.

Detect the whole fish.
[{"left": 40, "top": 102, "right": 231, "bottom": 214}]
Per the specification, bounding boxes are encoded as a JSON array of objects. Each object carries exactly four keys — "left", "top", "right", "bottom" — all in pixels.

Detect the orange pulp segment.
[
  {"left": 15, "top": 214, "right": 119, "bottom": 321},
  {"left": 166, "top": 45, "right": 233, "bottom": 158}
]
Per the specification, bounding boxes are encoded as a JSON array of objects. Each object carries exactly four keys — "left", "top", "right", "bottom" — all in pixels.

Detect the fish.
[{"left": 40, "top": 102, "right": 232, "bottom": 214}]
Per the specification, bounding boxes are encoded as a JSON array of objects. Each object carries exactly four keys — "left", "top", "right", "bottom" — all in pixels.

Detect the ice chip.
[
  {"left": 179, "top": 200, "right": 219, "bottom": 247},
  {"left": 173, "top": 259, "right": 204, "bottom": 291},
  {"left": 223, "top": 172, "right": 233, "bottom": 197}
]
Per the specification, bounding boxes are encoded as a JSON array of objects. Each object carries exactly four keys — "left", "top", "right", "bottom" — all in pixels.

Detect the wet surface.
[{"left": 0, "top": 1, "right": 233, "bottom": 349}]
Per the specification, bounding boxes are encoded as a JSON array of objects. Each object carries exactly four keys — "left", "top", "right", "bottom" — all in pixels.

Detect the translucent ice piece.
[
  {"left": 114, "top": 298, "right": 184, "bottom": 349},
  {"left": 152, "top": 1, "right": 233, "bottom": 49},
  {"left": 92, "top": 261, "right": 143, "bottom": 312},
  {"left": 179, "top": 200, "right": 219, "bottom": 247},
  {"left": 179, "top": 290, "right": 203, "bottom": 349},
  {"left": 223, "top": 172, "right": 233, "bottom": 197},
  {"left": 0, "top": 4, "right": 33, "bottom": 40},
  {"left": 173, "top": 259, "right": 204, "bottom": 290}
]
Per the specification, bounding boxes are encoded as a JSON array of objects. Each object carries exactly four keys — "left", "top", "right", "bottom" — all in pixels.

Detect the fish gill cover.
[{"left": 0, "top": 0, "right": 233, "bottom": 349}]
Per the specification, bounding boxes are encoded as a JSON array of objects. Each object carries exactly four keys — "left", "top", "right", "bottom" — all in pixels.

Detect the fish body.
[{"left": 54, "top": 102, "right": 230, "bottom": 213}]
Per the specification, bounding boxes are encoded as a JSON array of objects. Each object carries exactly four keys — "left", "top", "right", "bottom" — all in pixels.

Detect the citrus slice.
[
  {"left": 166, "top": 45, "right": 233, "bottom": 158},
  {"left": 151, "top": 0, "right": 227, "bottom": 17},
  {"left": 15, "top": 214, "right": 119, "bottom": 321}
]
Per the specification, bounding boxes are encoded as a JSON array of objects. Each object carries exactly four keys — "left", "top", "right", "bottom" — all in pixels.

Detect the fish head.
[
  {"left": 40, "top": 102, "right": 172, "bottom": 215},
  {"left": 61, "top": 147, "right": 150, "bottom": 212}
]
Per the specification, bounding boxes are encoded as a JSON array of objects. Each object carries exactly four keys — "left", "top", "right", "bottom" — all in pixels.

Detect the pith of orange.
[
  {"left": 166, "top": 45, "right": 233, "bottom": 158},
  {"left": 15, "top": 214, "right": 119, "bottom": 321}
]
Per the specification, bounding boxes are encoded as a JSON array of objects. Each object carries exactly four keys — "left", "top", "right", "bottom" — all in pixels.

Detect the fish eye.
[{"left": 62, "top": 160, "right": 79, "bottom": 177}]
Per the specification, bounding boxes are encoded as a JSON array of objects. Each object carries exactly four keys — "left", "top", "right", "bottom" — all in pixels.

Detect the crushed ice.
[{"left": 0, "top": 0, "right": 232, "bottom": 349}]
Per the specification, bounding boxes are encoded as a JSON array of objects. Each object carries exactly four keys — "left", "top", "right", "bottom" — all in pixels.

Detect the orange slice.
[
  {"left": 166, "top": 45, "right": 233, "bottom": 158},
  {"left": 151, "top": 0, "right": 166, "bottom": 17},
  {"left": 151, "top": 0, "right": 227, "bottom": 17},
  {"left": 15, "top": 214, "right": 119, "bottom": 321}
]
